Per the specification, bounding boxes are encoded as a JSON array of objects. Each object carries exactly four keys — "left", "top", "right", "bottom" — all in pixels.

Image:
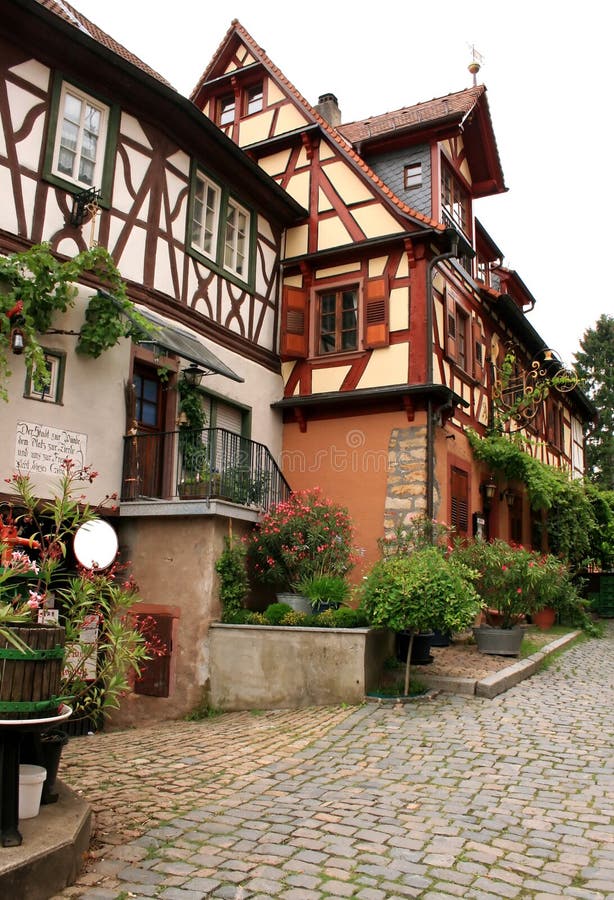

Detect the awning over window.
[{"left": 134, "top": 305, "right": 244, "bottom": 383}]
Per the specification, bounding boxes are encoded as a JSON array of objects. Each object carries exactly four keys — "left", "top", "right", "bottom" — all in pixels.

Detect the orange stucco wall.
[{"left": 281, "top": 409, "right": 427, "bottom": 577}]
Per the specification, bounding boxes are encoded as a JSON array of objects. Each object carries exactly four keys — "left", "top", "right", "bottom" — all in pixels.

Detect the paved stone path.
[{"left": 56, "top": 625, "right": 614, "bottom": 899}]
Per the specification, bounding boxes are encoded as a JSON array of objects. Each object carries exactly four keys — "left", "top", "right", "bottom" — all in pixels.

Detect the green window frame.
[
  {"left": 43, "top": 75, "right": 119, "bottom": 205},
  {"left": 187, "top": 164, "right": 255, "bottom": 289}
]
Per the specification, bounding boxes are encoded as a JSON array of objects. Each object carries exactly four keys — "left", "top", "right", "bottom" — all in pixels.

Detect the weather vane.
[{"left": 467, "top": 44, "right": 484, "bottom": 86}]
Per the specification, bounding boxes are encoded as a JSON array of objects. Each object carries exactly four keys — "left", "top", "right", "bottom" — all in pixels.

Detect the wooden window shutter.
[
  {"left": 364, "top": 275, "right": 389, "bottom": 348},
  {"left": 134, "top": 613, "right": 173, "bottom": 697},
  {"left": 472, "top": 319, "right": 484, "bottom": 383},
  {"left": 280, "top": 286, "right": 309, "bottom": 358},
  {"left": 445, "top": 287, "right": 457, "bottom": 361},
  {"left": 450, "top": 466, "right": 469, "bottom": 537}
]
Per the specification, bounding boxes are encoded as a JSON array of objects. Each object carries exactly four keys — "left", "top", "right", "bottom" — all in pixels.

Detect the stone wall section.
[{"left": 384, "top": 425, "right": 432, "bottom": 535}]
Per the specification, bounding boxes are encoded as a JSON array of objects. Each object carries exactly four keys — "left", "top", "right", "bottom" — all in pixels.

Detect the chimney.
[{"left": 314, "top": 93, "right": 341, "bottom": 127}]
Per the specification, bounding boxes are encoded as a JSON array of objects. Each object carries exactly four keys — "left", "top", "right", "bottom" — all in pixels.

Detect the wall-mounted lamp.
[
  {"left": 182, "top": 363, "right": 206, "bottom": 387},
  {"left": 501, "top": 488, "right": 517, "bottom": 508},
  {"left": 480, "top": 476, "right": 497, "bottom": 511},
  {"left": 69, "top": 187, "right": 101, "bottom": 227},
  {"left": 10, "top": 316, "right": 25, "bottom": 355}
]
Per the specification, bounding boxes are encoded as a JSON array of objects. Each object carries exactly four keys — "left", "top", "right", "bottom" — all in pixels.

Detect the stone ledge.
[
  {"left": 414, "top": 630, "right": 581, "bottom": 700},
  {"left": 476, "top": 630, "right": 581, "bottom": 698},
  {"left": 0, "top": 781, "right": 91, "bottom": 900}
]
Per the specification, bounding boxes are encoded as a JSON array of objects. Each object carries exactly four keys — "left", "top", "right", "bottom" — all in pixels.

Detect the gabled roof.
[
  {"left": 338, "top": 86, "right": 507, "bottom": 199},
  {"left": 191, "top": 21, "right": 446, "bottom": 234},
  {"left": 36, "top": 0, "right": 174, "bottom": 88}
]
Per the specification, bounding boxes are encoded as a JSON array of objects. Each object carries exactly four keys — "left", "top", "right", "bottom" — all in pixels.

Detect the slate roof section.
[
  {"left": 36, "top": 0, "right": 175, "bottom": 88},
  {"left": 191, "top": 20, "right": 446, "bottom": 233},
  {"left": 337, "top": 86, "right": 487, "bottom": 144}
]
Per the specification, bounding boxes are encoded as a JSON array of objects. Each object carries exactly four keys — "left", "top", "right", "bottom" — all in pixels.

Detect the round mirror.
[{"left": 73, "top": 519, "right": 119, "bottom": 571}]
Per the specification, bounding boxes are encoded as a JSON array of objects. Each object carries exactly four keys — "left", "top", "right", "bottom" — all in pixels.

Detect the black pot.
[
  {"left": 395, "top": 631, "right": 434, "bottom": 665},
  {"left": 20, "top": 727, "right": 69, "bottom": 804},
  {"left": 430, "top": 629, "right": 452, "bottom": 647}
]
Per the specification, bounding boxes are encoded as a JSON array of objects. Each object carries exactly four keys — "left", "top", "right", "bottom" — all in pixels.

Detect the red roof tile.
[
  {"left": 36, "top": 0, "right": 174, "bottom": 88},
  {"left": 191, "top": 21, "right": 445, "bottom": 233},
  {"left": 337, "top": 87, "right": 486, "bottom": 144}
]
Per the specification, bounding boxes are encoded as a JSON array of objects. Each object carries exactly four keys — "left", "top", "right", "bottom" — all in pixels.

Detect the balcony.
[{"left": 121, "top": 427, "right": 290, "bottom": 512}]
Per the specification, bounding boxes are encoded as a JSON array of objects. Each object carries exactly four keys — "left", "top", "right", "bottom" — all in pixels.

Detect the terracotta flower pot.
[{"left": 532, "top": 607, "right": 556, "bottom": 630}]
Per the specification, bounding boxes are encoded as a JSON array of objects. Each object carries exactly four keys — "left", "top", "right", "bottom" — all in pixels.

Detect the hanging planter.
[{"left": 0, "top": 624, "right": 66, "bottom": 720}]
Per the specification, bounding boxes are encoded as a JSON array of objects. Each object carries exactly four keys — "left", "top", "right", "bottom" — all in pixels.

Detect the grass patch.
[
  {"left": 520, "top": 625, "right": 575, "bottom": 659},
  {"left": 367, "top": 677, "right": 427, "bottom": 699}
]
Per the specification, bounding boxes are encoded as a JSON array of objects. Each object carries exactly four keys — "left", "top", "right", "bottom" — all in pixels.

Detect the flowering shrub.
[
  {"left": 247, "top": 488, "right": 355, "bottom": 590},
  {"left": 0, "top": 461, "right": 151, "bottom": 723},
  {"left": 450, "top": 539, "right": 561, "bottom": 628}
]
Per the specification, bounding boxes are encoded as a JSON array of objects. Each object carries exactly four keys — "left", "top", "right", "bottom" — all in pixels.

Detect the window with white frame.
[
  {"left": 52, "top": 83, "right": 109, "bottom": 189},
  {"left": 246, "top": 83, "right": 264, "bottom": 115},
  {"left": 191, "top": 172, "right": 221, "bottom": 260},
  {"left": 24, "top": 350, "right": 65, "bottom": 404},
  {"left": 224, "top": 198, "right": 249, "bottom": 278},
  {"left": 403, "top": 162, "right": 422, "bottom": 189}
]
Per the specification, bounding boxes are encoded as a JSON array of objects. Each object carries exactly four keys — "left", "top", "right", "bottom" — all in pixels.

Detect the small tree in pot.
[{"left": 360, "top": 547, "right": 481, "bottom": 695}]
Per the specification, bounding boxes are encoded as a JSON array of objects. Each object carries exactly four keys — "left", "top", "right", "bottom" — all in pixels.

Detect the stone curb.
[{"left": 410, "top": 630, "right": 582, "bottom": 700}]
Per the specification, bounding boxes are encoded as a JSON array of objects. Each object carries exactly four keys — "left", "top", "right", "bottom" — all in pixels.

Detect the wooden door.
[{"left": 132, "top": 364, "right": 167, "bottom": 498}]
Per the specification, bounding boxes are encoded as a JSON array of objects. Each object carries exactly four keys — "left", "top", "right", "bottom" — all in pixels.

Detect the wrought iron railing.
[{"left": 121, "top": 427, "right": 291, "bottom": 511}]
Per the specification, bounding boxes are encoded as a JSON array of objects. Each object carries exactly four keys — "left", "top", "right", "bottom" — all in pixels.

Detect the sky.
[{"left": 71, "top": 0, "right": 612, "bottom": 366}]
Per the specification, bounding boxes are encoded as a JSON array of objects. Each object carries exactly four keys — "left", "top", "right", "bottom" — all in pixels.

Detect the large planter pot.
[
  {"left": 275, "top": 592, "right": 312, "bottom": 615},
  {"left": 532, "top": 607, "right": 556, "bottom": 631},
  {"left": 0, "top": 624, "right": 66, "bottom": 720},
  {"left": 395, "top": 631, "right": 434, "bottom": 665},
  {"left": 473, "top": 625, "right": 523, "bottom": 657}
]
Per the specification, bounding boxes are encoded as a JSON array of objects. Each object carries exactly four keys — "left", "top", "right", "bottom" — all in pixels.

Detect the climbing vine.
[
  {"left": 0, "top": 243, "right": 152, "bottom": 400},
  {"left": 466, "top": 428, "right": 613, "bottom": 570}
]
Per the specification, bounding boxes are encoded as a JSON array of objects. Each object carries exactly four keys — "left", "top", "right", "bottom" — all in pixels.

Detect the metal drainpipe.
[{"left": 425, "top": 231, "right": 460, "bottom": 528}]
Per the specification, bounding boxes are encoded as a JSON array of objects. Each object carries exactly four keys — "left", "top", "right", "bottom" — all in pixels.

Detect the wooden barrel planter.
[{"left": 0, "top": 625, "right": 66, "bottom": 720}]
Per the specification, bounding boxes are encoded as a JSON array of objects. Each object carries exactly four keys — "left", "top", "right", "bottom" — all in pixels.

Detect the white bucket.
[{"left": 19, "top": 764, "right": 47, "bottom": 819}]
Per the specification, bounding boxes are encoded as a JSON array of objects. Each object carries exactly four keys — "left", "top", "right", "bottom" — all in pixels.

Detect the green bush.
[
  {"left": 263, "top": 602, "right": 293, "bottom": 625},
  {"left": 215, "top": 537, "right": 249, "bottom": 622},
  {"left": 361, "top": 548, "right": 481, "bottom": 635}
]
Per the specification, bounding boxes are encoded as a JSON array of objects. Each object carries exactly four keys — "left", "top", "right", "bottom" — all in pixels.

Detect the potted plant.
[
  {"left": 294, "top": 574, "right": 350, "bottom": 613},
  {"left": 247, "top": 488, "right": 356, "bottom": 610},
  {"left": 1, "top": 462, "right": 150, "bottom": 726},
  {"left": 451, "top": 539, "right": 542, "bottom": 655},
  {"left": 360, "top": 547, "right": 482, "bottom": 695}
]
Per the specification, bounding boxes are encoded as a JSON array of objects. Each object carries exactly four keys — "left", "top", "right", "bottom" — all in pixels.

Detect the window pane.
[
  {"left": 78, "top": 157, "right": 94, "bottom": 185},
  {"left": 192, "top": 175, "right": 220, "bottom": 258},
  {"left": 247, "top": 84, "right": 263, "bottom": 115},
  {"left": 63, "top": 93, "right": 82, "bottom": 124},
  {"left": 84, "top": 104, "right": 100, "bottom": 136},
  {"left": 57, "top": 146, "right": 76, "bottom": 177}
]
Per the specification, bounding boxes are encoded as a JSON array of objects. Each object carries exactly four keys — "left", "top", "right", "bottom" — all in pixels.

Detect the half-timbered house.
[
  {"left": 1, "top": 0, "right": 304, "bottom": 723},
  {"left": 193, "top": 21, "right": 594, "bottom": 571}
]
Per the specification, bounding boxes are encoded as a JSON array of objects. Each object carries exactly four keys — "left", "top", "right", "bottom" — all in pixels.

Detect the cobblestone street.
[{"left": 56, "top": 624, "right": 614, "bottom": 899}]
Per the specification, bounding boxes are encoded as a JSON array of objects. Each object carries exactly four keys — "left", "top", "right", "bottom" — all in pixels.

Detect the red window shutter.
[
  {"left": 445, "top": 287, "right": 458, "bottom": 361},
  {"left": 134, "top": 613, "right": 173, "bottom": 698},
  {"left": 364, "top": 276, "right": 389, "bottom": 348},
  {"left": 280, "top": 286, "right": 309, "bottom": 358},
  {"left": 472, "top": 319, "right": 484, "bottom": 383},
  {"left": 450, "top": 466, "right": 469, "bottom": 537}
]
